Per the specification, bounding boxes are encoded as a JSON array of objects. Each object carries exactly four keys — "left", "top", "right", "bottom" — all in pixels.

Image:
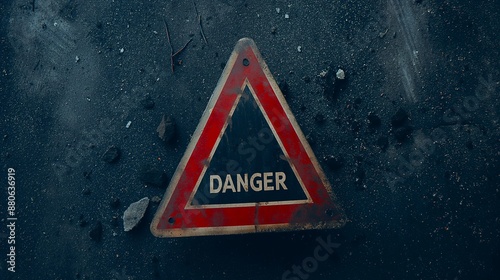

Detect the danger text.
[{"left": 210, "top": 172, "right": 288, "bottom": 194}]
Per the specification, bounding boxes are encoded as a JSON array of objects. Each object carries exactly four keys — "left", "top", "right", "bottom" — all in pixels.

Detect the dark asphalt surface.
[{"left": 1, "top": 0, "right": 499, "bottom": 279}]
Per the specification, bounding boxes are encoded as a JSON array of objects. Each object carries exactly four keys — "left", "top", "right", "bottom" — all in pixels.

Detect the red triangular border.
[{"left": 151, "top": 38, "right": 345, "bottom": 237}]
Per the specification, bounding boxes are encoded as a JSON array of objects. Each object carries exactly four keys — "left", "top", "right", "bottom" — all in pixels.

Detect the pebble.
[
  {"left": 123, "top": 197, "right": 150, "bottom": 232},
  {"left": 336, "top": 69, "right": 345, "bottom": 80},
  {"left": 140, "top": 96, "right": 155, "bottom": 109},
  {"left": 102, "top": 146, "right": 121, "bottom": 163},
  {"left": 157, "top": 115, "right": 176, "bottom": 144}
]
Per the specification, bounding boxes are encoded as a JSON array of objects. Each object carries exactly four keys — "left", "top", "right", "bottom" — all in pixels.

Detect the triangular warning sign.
[{"left": 151, "top": 38, "right": 346, "bottom": 237}]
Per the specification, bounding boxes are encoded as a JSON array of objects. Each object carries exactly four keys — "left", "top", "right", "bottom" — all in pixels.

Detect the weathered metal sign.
[{"left": 151, "top": 38, "right": 345, "bottom": 237}]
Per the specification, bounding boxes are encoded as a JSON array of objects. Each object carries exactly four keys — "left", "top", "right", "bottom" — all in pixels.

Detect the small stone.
[
  {"left": 297, "top": 46, "right": 302, "bottom": 52},
  {"left": 125, "top": 121, "right": 132, "bottom": 128},
  {"left": 157, "top": 115, "right": 177, "bottom": 144},
  {"left": 123, "top": 197, "right": 150, "bottom": 232},
  {"left": 139, "top": 164, "right": 168, "bottom": 188},
  {"left": 75, "top": 56, "right": 80, "bottom": 63},
  {"left": 119, "top": 48, "right": 125, "bottom": 54},
  {"left": 102, "top": 146, "right": 121, "bottom": 163},
  {"left": 140, "top": 96, "right": 155, "bottom": 109},
  {"left": 319, "top": 70, "right": 328, "bottom": 78},
  {"left": 284, "top": 13, "right": 289, "bottom": 19},
  {"left": 151, "top": 196, "right": 162, "bottom": 203},
  {"left": 336, "top": 69, "right": 345, "bottom": 80},
  {"left": 89, "top": 221, "right": 103, "bottom": 241}
]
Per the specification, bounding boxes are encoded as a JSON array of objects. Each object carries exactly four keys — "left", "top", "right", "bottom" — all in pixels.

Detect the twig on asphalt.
[
  {"left": 163, "top": 18, "right": 194, "bottom": 73},
  {"left": 172, "top": 38, "right": 193, "bottom": 57},
  {"left": 193, "top": 1, "right": 208, "bottom": 45},
  {"left": 163, "top": 19, "right": 175, "bottom": 73}
]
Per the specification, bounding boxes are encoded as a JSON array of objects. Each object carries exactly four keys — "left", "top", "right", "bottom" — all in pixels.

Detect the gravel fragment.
[
  {"left": 157, "top": 115, "right": 176, "bottom": 144},
  {"left": 123, "top": 197, "right": 150, "bottom": 232},
  {"left": 102, "top": 146, "right": 121, "bottom": 163}
]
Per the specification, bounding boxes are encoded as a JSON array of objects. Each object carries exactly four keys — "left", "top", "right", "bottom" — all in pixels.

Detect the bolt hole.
[
  {"left": 243, "top": 58, "right": 250, "bottom": 66},
  {"left": 168, "top": 217, "right": 175, "bottom": 224}
]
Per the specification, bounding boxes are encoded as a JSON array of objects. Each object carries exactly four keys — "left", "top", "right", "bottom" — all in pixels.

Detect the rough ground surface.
[{"left": 0, "top": 0, "right": 499, "bottom": 279}]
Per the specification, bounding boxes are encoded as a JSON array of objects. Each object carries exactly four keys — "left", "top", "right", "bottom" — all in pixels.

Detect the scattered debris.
[
  {"left": 157, "top": 115, "right": 177, "bottom": 144},
  {"left": 102, "top": 146, "right": 121, "bottom": 163},
  {"left": 123, "top": 197, "right": 150, "bottom": 232},
  {"left": 284, "top": 13, "right": 289, "bottom": 19},
  {"left": 119, "top": 48, "right": 125, "bottom": 54},
  {"left": 89, "top": 221, "right": 103, "bottom": 241},
  {"left": 140, "top": 96, "right": 155, "bottom": 109},
  {"left": 276, "top": 8, "right": 281, "bottom": 13},
  {"left": 75, "top": 55, "right": 80, "bottom": 63},
  {"left": 125, "top": 121, "right": 132, "bottom": 128},
  {"left": 151, "top": 196, "right": 162, "bottom": 203},
  {"left": 378, "top": 28, "right": 389, "bottom": 38},
  {"left": 193, "top": 1, "right": 208, "bottom": 45},
  {"left": 163, "top": 19, "right": 193, "bottom": 73},
  {"left": 322, "top": 66, "right": 348, "bottom": 99},
  {"left": 319, "top": 69, "right": 328, "bottom": 78},
  {"left": 297, "top": 46, "right": 302, "bottom": 52},
  {"left": 336, "top": 68, "right": 345, "bottom": 80},
  {"left": 139, "top": 164, "right": 168, "bottom": 188}
]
